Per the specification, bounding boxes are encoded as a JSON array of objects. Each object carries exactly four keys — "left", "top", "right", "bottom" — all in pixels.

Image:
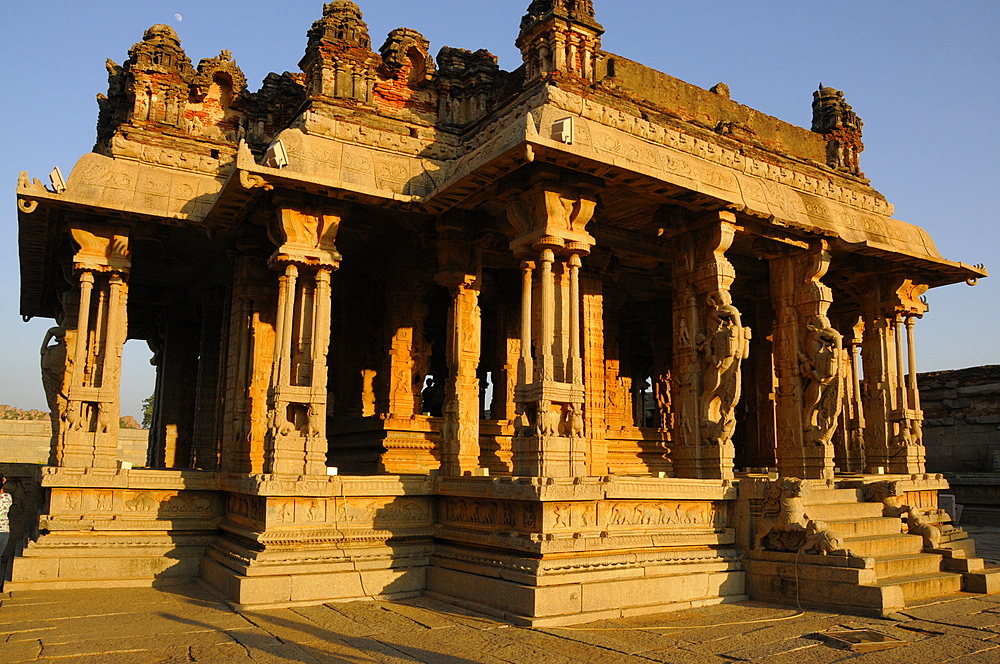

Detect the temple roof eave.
[{"left": 16, "top": 84, "right": 988, "bottom": 319}]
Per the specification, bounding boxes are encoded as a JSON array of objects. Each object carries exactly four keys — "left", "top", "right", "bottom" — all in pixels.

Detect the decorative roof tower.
[
  {"left": 516, "top": 0, "right": 604, "bottom": 82},
  {"left": 299, "top": 0, "right": 379, "bottom": 102},
  {"left": 812, "top": 84, "right": 865, "bottom": 176}
]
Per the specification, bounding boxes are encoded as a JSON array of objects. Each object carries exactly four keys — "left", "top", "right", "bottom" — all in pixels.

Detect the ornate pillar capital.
[
  {"left": 504, "top": 179, "right": 596, "bottom": 259},
  {"left": 267, "top": 198, "right": 345, "bottom": 270},
  {"left": 69, "top": 224, "right": 131, "bottom": 275}
]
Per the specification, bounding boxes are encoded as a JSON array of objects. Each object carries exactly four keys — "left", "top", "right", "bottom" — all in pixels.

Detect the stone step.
[
  {"left": 806, "top": 501, "right": 886, "bottom": 521},
  {"left": 824, "top": 517, "right": 904, "bottom": 538},
  {"left": 874, "top": 553, "right": 944, "bottom": 579},
  {"left": 941, "top": 527, "right": 968, "bottom": 543},
  {"left": 844, "top": 533, "right": 925, "bottom": 557},
  {"left": 943, "top": 537, "right": 977, "bottom": 557},
  {"left": 800, "top": 488, "right": 864, "bottom": 505},
  {"left": 876, "top": 571, "right": 964, "bottom": 602}
]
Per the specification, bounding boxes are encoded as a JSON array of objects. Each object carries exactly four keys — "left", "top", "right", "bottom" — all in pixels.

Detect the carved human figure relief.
[
  {"left": 799, "top": 315, "right": 844, "bottom": 446},
  {"left": 697, "top": 290, "right": 750, "bottom": 445},
  {"left": 41, "top": 324, "right": 71, "bottom": 426},
  {"left": 654, "top": 372, "right": 672, "bottom": 430}
]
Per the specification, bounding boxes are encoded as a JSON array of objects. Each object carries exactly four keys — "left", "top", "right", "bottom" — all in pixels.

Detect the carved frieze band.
[
  {"left": 438, "top": 497, "right": 722, "bottom": 532},
  {"left": 48, "top": 488, "right": 220, "bottom": 519}
]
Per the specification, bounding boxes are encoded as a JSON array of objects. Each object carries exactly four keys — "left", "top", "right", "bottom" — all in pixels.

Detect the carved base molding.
[
  {"left": 7, "top": 532, "right": 215, "bottom": 592},
  {"left": 9, "top": 469, "right": 995, "bottom": 622},
  {"left": 427, "top": 544, "right": 745, "bottom": 626}
]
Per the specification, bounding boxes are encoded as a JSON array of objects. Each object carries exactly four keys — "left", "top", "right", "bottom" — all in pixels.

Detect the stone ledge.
[{"left": 40, "top": 466, "right": 221, "bottom": 490}]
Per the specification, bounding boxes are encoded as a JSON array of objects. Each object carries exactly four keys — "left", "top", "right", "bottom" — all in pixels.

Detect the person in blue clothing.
[{"left": 0, "top": 474, "right": 12, "bottom": 560}]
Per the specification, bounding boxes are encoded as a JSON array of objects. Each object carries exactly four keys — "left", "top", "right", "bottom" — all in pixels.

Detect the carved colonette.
[
  {"left": 506, "top": 177, "right": 596, "bottom": 478},
  {"left": 47, "top": 226, "right": 131, "bottom": 469},
  {"left": 265, "top": 200, "right": 343, "bottom": 476}
]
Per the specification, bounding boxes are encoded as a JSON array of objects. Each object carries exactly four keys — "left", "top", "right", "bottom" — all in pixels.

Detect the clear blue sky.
[{"left": 2, "top": 1, "right": 998, "bottom": 419}]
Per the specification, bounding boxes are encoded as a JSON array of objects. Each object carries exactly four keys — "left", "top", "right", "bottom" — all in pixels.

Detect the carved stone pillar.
[
  {"left": 671, "top": 212, "right": 747, "bottom": 480},
  {"left": 220, "top": 254, "right": 273, "bottom": 475},
  {"left": 506, "top": 179, "right": 596, "bottom": 477},
  {"left": 861, "top": 279, "right": 928, "bottom": 474},
  {"left": 836, "top": 317, "right": 866, "bottom": 473},
  {"left": 740, "top": 293, "right": 777, "bottom": 470},
  {"left": 191, "top": 288, "right": 226, "bottom": 470},
  {"left": 581, "top": 273, "right": 608, "bottom": 475},
  {"left": 439, "top": 277, "right": 481, "bottom": 476},
  {"left": 385, "top": 283, "right": 430, "bottom": 419},
  {"left": 50, "top": 225, "right": 131, "bottom": 468},
  {"left": 153, "top": 317, "right": 200, "bottom": 468},
  {"left": 435, "top": 218, "right": 482, "bottom": 476},
  {"left": 265, "top": 201, "right": 343, "bottom": 476},
  {"left": 769, "top": 241, "right": 842, "bottom": 480}
]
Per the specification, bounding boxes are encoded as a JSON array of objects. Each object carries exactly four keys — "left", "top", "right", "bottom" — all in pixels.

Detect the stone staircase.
[
  {"left": 805, "top": 488, "right": 961, "bottom": 604},
  {"left": 744, "top": 479, "right": 1000, "bottom": 617},
  {"left": 807, "top": 486, "right": 998, "bottom": 606}
]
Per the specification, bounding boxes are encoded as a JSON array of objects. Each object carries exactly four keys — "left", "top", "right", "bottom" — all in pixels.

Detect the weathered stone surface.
[{"left": 9, "top": 0, "right": 992, "bottom": 625}]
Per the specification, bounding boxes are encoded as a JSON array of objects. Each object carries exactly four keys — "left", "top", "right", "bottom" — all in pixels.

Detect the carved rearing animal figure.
[{"left": 753, "top": 478, "right": 809, "bottom": 551}]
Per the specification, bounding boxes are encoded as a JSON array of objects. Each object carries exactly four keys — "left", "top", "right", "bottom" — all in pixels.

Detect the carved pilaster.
[
  {"left": 52, "top": 225, "right": 131, "bottom": 469},
  {"left": 264, "top": 200, "right": 343, "bottom": 477},
  {"left": 769, "top": 241, "right": 842, "bottom": 480},
  {"left": 671, "top": 212, "right": 747, "bottom": 480}
]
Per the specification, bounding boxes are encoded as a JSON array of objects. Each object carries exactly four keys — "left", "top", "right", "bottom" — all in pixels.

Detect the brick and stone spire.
[
  {"left": 516, "top": 0, "right": 604, "bottom": 82},
  {"left": 307, "top": 1, "right": 372, "bottom": 50},
  {"left": 299, "top": 0, "right": 379, "bottom": 101},
  {"left": 812, "top": 84, "right": 865, "bottom": 176}
]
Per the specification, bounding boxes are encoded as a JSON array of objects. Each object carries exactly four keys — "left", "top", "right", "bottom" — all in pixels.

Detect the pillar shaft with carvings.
[
  {"left": 50, "top": 226, "right": 131, "bottom": 468},
  {"left": 670, "top": 212, "right": 747, "bottom": 480},
  {"left": 265, "top": 201, "right": 342, "bottom": 476},
  {"left": 769, "top": 241, "right": 843, "bottom": 480},
  {"left": 435, "top": 218, "right": 482, "bottom": 476},
  {"left": 506, "top": 179, "right": 596, "bottom": 477}
]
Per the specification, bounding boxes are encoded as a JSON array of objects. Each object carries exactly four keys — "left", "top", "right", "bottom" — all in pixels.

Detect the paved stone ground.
[{"left": 2, "top": 528, "right": 999, "bottom": 664}]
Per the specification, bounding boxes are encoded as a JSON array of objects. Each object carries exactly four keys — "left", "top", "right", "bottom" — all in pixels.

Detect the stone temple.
[{"left": 12, "top": 1, "right": 996, "bottom": 623}]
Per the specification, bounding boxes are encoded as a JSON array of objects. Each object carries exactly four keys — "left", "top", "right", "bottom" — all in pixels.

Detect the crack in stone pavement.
[
  {"left": 899, "top": 613, "right": 999, "bottom": 636},
  {"left": 939, "top": 644, "right": 1000, "bottom": 664}
]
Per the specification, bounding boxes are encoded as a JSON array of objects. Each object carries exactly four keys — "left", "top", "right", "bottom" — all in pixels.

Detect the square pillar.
[{"left": 435, "top": 216, "right": 484, "bottom": 477}]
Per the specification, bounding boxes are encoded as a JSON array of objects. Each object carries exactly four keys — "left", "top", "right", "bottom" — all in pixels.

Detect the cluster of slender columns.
[
  {"left": 860, "top": 279, "right": 928, "bottom": 474},
  {"left": 43, "top": 226, "right": 131, "bottom": 469}
]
